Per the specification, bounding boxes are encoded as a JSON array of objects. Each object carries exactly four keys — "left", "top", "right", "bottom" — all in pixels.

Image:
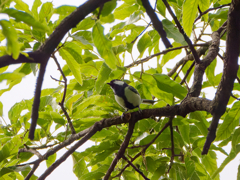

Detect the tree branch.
[
  {"left": 188, "top": 31, "right": 220, "bottom": 97},
  {"left": 104, "top": 119, "right": 136, "bottom": 180},
  {"left": 52, "top": 54, "right": 76, "bottom": 135},
  {"left": 161, "top": 0, "right": 200, "bottom": 64},
  {"left": 0, "top": 0, "right": 111, "bottom": 68},
  {"left": 38, "top": 121, "right": 104, "bottom": 180},
  {"left": 195, "top": 3, "right": 231, "bottom": 23},
  {"left": 202, "top": 1, "right": 240, "bottom": 155},
  {"left": 125, "top": 43, "right": 209, "bottom": 69},
  {"left": 141, "top": 0, "right": 172, "bottom": 48},
  {"left": 122, "top": 155, "right": 150, "bottom": 180},
  {"left": 29, "top": 60, "right": 48, "bottom": 140},
  {"left": 114, "top": 118, "right": 171, "bottom": 178}
]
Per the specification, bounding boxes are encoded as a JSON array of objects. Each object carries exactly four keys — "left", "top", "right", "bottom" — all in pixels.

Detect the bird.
[{"left": 107, "top": 79, "right": 155, "bottom": 116}]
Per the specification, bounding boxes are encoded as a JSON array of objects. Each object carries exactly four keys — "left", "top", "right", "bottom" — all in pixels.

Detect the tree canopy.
[{"left": 0, "top": 0, "right": 240, "bottom": 179}]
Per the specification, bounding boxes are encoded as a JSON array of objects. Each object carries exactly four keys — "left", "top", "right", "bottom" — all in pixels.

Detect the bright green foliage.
[
  {"left": 0, "top": 0, "right": 237, "bottom": 180},
  {"left": 183, "top": 0, "right": 200, "bottom": 36}
]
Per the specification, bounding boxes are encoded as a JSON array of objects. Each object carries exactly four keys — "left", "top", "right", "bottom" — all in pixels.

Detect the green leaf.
[
  {"left": 179, "top": 124, "right": 190, "bottom": 144},
  {"left": 92, "top": 22, "right": 118, "bottom": 69},
  {"left": 185, "top": 156, "right": 196, "bottom": 178},
  {"left": 137, "top": 32, "right": 152, "bottom": 57},
  {"left": 2, "top": 8, "right": 49, "bottom": 32},
  {"left": 232, "top": 128, "right": 240, "bottom": 152},
  {"left": 161, "top": 42, "right": 182, "bottom": 66},
  {"left": 0, "top": 72, "right": 24, "bottom": 83},
  {"left": 101, "top": 0, "right": 117, "bottom": 17},
  {"left": 212, "top": 145, "right": 240, "bottom": 179},
  {"left": 31, "top": 0, "right": 42, "bottom": 19},
  {"left": 182, "top": 0, "right": 199, "bottom": 36},
  {"left": 202, "top": 151, "right": 219, "bottom": 178},
  {"left": 72, "top": 152, "right": 89, "bottom": 178},
  {"left": 14, "top": 0, "right": 31, "bottom": 14},
  {"left": 39, "top": 111, "right": 65, "bottom": 125},
  {"left": 72, "top": 95, "right": 102, "bottom": 118},
  {"left": 46, "top": 153, "right": 56, "bottom": 168},
  {"left": 72, "top": 16, "right": 95, "bottom": 32},
  {"left": 64, "top": 42, "right": 84, "bottom": 64},
  {"left": 153, "top": 73, "right": 187, "bottom": 99},
  {"left": 122, "top": 170, "right": 138, "bottom": 180},
  {"left": 205, "top": 58, "right": 216, "bottom": 86},
  {"left": 199, "top": 0, "right": 210, "bottom": 21},
  {"left": 219, "top": 0, "right": 231, "bottom": 4},
  {"left": 189, "top": 111, "right": 209, "bottom": 136},
  {"left": 39, "top": 2, "right": 54, "bottom": 23},
  {"left": 216, "top": 101, "right": 240, "bottom": 141},
  {"left": 162, "top": 19, "right": 187, "bottom": 45},
  {"left": 152, "top": 165, "right": 166, "bottom": 180},
  {"left": 157, "top": 0, "right": 166, "bottom": 17},
  {"left": 95, "top": 63, "right": 112, "bottom": 94},
  {"left": 0, "top": 20, "right": 20, "bottom": 59},
  {"left": 55, "top": 5, "right": 76, "bottom": 16},
  {"left": 0, "top": 101, "right": 3, "bottom": 116},
  {"left": 59, "top": 48, "right": 82, "bottom": 85},
  {"left": 114, "top": 3, "right": 138, "bottom": 20}
]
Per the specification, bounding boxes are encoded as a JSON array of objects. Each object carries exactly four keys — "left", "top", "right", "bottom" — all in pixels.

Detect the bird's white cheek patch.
[
  {"left": 115, "top": 95, "right": 126, "bottom": 109},
  {"left": 113, "top": 81, "right": 125, "bottom": 86},
  {"left": 124, "top": 87, "right": 141, "bottom": 107}
]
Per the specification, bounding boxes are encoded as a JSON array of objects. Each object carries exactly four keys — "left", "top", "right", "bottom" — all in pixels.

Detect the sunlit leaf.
[
  {"left": 182, "top": 0, "right": 199, "bottom": 36},
  {"left": 59, "top": 48, "right": 82, "bottom": 85},
  {"left": 92, "top": 22, "right": 118, "bottom": 69},
  {"left": 0, "top": 20, "right": 20, "bottom": 59}
]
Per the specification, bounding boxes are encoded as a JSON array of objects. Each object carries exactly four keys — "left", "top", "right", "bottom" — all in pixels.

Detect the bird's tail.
[{"left": 142, "top": 99, "right": 156, "bottom": 105}]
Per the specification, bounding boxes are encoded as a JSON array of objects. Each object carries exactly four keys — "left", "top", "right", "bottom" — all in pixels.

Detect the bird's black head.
[{"left": 107, "top": 79, "right": 127, "bottom": 90}]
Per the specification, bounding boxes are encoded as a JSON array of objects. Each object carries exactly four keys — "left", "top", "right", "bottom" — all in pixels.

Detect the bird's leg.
[
  {"left": 138, "top": 106, "right": 142, "bottom": 113},
  {"left": 121, "top": 109, "right": 128, "bottom": 119}
]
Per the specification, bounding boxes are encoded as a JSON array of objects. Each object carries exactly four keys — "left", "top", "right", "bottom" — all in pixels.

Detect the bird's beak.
[{"left": 107, "top": 83, "right": 110, "bottom": 85}]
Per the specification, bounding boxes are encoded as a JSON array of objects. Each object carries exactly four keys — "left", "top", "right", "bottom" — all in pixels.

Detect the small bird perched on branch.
[{"left": 107, "top": 79, "right": 155, "bottom": 117}]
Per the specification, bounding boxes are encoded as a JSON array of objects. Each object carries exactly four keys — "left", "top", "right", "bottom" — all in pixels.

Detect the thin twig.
[
  {"left": 162, "top": 0, "right": 200, "bottom": 64},
  {"left": 195, "top": 3, "right": 231, "bottom": 23},
  {"left": 180, "top": 61, "right": 195, "bottom": 85},
  {"left": 231, "top": 93, "right": 240, "bottom": 101},
  {"left": 51, "top": 54, "right": 76, "bottom": 135},
  {"left": 125, "top": 43, "right": 209, "bottom": 69},
  {"left": 122, "top": 155, "right": 150, "bottom": 180},
  {"left": 168, "top": 117, "right": 174, "bottom": 173},
  {"left": 173, "top": 61, "right": 187, "bottom": 80}
]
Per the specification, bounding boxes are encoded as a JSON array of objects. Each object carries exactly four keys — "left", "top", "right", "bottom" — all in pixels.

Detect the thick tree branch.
[
  {"left": 141, "top": 0, "right": 172, "bottom": 48},
  {"left": 202, "top": 1, "right": 240, "bottom": 155},
  {"left": 29, "top": 60, "right": 48, "bottom": 140},
  {"left": 168, "top": 43, "right": 210, "bottom": 77},
  {"left": 0, "top": 0, "right": 110, "bottom": 68},
  {"left": 20, "top": 97, "right": 212, "bottom": 179},
  {"left": 189, "top": 31, "right": 220, "bottom": 97}
]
